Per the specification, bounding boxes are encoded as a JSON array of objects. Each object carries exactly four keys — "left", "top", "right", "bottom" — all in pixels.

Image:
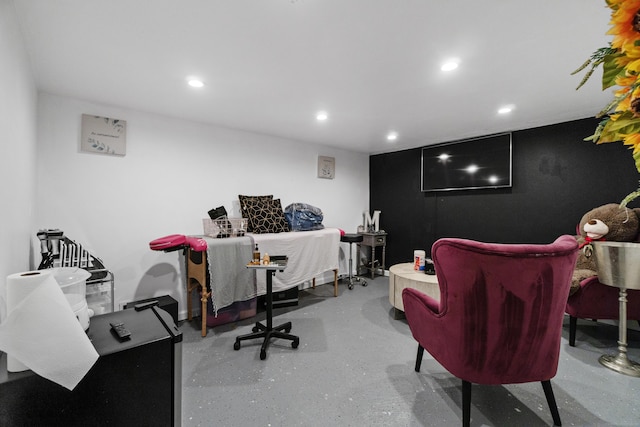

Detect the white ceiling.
[{"left": 12, "top": 0, "right": 614, "bottom": 154}]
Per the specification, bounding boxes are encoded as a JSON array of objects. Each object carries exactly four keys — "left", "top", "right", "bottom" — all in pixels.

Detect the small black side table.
[{"left": 234, "top": 258, "right": 299, "bottom": 360}]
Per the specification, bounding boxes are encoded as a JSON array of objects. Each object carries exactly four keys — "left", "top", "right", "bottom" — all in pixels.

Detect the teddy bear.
[{"left": 570, "top": 203, "right": 640, "bottom": 295}]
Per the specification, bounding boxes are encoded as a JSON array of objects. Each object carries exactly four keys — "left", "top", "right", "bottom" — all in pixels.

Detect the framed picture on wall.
[
  {"left": 318, "top": 156, "right": 335, "bottom": 179},
  {"left": 81, "top": 114, "right": 127, "bottom": 156}
]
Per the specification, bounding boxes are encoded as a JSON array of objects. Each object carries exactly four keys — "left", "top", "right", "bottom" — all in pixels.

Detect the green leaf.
[
  {"left": 571, "top": 59, "right": 592, "bottom": 76},
  {"left": 573, "top": 46, "right": 617, "bottom": 90},
  {"left": 586, "top": 117, "right": 614, "bottom": 142},
  {"left": 602, "top": 53, "right": 625, "bottom": 90},
  {"left": 620, "top": 185, "right": 640, "bottom": 208},
  {"left": 622, "top": 122, "right": 640, "bottom": 135},
  {"left": 602, "top": 112, "right": 640, "bottom": 132},
  {"left": 597, "top": 96, "right": 625, "bottom": 117}
]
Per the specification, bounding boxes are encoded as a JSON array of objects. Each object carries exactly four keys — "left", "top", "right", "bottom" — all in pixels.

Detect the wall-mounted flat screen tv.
[{"left": 421, "top": 133, "right": 512, "bottom": 192}]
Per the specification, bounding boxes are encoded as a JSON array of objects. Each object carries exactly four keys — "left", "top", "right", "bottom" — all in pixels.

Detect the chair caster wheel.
[
  {"left": 260, "top": 349, "right": 267, "bottom": 360},
  {"left": 292, "top": 339, "right": 299, "bottom": 349},
  {"left": 252, "top": 326, "right": 259, "bottom": 333},
  {"left": 348, "top": 284, "right": 354, "bottom": 290},
  {"left": 234, "top": 341, "right": 241, "bottom": 351},
  {"left": 362, "top": 281, "right": 367, "bottom": 287}
]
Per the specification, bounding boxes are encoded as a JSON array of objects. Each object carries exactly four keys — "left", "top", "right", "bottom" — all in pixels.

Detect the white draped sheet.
[{"left": 248, "top": 228, "right": 340, "bottom": 295}]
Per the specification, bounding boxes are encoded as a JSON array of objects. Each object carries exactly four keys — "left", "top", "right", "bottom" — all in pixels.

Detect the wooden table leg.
[
  {"left": 187, "top": 284, "right": 193, "bottom": 321},
  {"left": 187, "top": 247, "right": 209, "bottom": 337},
  {"left": 200, "top": 290, "right": 210, "bottom": 337},
  {"left": 311, "top": 271, "right": 338, "bottom": 296}
]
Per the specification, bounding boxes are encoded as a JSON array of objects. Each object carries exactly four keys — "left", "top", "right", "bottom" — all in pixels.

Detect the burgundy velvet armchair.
[
  {"left": 565, "top": 275, "right": 640, "bottom": 346},
  {"left": 402, "top": 236, "right": 578, "bottom": 427}
]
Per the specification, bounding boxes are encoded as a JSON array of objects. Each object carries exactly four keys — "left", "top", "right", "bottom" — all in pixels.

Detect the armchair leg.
[
  {"left": 462, "top": 380, "right": 471, "bottom": 427},
  {"left": 569, "top": 316, "right": 577, "bottom": 347},
  {"left": 541, "top": 380, "right": 562, "bottom": 426},
  {"left": 415, "top": 344, "right": 424, "bottom": 372}
]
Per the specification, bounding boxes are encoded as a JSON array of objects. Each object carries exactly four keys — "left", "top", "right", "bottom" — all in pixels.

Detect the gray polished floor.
[{"left": 179, "top": 276, "right": 640, "bottom": 426}]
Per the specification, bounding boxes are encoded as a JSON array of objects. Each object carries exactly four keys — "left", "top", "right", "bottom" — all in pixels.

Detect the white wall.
[
  {"left": 0, "top": 0, "right": 38, "bottom": 321},
  {"left": 35, "top": 93, "right": 369, "bottom": 318}
]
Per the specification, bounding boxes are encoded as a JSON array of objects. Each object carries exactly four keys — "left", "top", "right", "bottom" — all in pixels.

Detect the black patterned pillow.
[
  {"left": 238, "top": 195, "right": 273, "bottom": 232},
  {"left": 244, "top": 198, "right": 290, "bottom": 234}
]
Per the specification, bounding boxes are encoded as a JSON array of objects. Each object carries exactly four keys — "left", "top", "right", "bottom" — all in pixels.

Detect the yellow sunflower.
[
  {"left": 620, "top": 40, "right": 640, "bottom": 73},
  {"left": 575, "top": 0, "right": 640, "bottom": 206},
  {"left": 624, "top": 132, "right": 640, "bottom": 150},
  {"left": 608, "top": 75, "right": 636, "bottom": 120},
  {"left": 622, "top": 133, "right": 640, "bottom": 173},
  {"left": 615, "top": 74, "right": 637, "bottom": 89},
  {"left": 607, "top": 0, "right": 640, "bottom": 50}
]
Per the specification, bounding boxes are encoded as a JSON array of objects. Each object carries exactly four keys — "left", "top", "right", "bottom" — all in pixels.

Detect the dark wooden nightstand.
[{"left": 357, "top": 232, "right": 387, "bottom": 279}]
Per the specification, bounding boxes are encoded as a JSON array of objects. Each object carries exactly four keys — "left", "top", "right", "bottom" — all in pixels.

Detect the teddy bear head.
[
  {"left": 570, "top": 204, "right": 640, "bottom": 295},
  {"left": 578, "top": 203, "right": 640, "bottom": 242}
]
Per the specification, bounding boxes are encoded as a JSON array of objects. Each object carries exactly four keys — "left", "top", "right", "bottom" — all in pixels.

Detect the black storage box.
[
  {"left": 259, "top": 286, "right": 298, "bottom": 309},
  {"left": 125, "top": 295, "right": 179, "bottom": 325},
  {"left": 0, "top": 307, "right": 182, "bottom": 426}
]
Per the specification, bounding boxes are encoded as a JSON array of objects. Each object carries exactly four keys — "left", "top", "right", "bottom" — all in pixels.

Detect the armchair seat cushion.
[{"left": 566, "top": 276, "right": 640, "bottom": 320}]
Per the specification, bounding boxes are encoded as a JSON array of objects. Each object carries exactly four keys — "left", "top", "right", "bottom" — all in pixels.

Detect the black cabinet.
[{"left": 0, "top": 306, "right": 182, "bottom": 426}]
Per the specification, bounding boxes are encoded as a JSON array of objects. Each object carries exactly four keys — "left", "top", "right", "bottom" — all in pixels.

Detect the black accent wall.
[{"left": 370, "top": 117, "right": 640, "bottom": 266}]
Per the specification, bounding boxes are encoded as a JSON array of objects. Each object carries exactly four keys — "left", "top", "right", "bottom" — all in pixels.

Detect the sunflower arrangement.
[{"left": 573, "top": 0, "right": 640, "bottom": 206}]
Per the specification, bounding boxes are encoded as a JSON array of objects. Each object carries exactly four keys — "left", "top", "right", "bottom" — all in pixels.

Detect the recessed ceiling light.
[
  {"left": 187, "top": 79, "right": 204, "bottom": 88},
  {"left": 498, "top": 105, "right": 514, "bottom": 114},
  {"left": 316, "top": 111, "right": 328, "bottom": 121},
  {"left": 386, "top": 131, "right": 398, "bottom": 142},
  {"left": 441, "top": 61, "right": 459, "bottom": 72}
]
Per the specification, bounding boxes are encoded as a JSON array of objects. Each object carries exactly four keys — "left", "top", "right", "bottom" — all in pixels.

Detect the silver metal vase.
[{"left": 593, "top": 241, "right": 640, "bottom": 377}]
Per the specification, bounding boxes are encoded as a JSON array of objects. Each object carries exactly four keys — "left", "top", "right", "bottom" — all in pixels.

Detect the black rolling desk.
[{"left": 234, "top": 258, "right": 299, "bottom": 360}]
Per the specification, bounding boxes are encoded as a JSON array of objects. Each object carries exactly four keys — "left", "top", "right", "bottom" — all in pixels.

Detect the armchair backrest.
[{"left": 425, "top": 235, "right": 578, "bottom": 384}]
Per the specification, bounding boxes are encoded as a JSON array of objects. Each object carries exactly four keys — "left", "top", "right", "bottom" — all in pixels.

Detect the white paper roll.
[
  {"left": 5, "top": 270, "right": 50, "bottom": 372},
  {"left": 0, "top": 270, "right": 99, "bottom": 390}
]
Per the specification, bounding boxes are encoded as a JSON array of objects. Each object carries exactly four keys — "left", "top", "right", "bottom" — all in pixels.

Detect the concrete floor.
[{"left": 179, "top": 276, "right": 640, "bottom": 426}]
